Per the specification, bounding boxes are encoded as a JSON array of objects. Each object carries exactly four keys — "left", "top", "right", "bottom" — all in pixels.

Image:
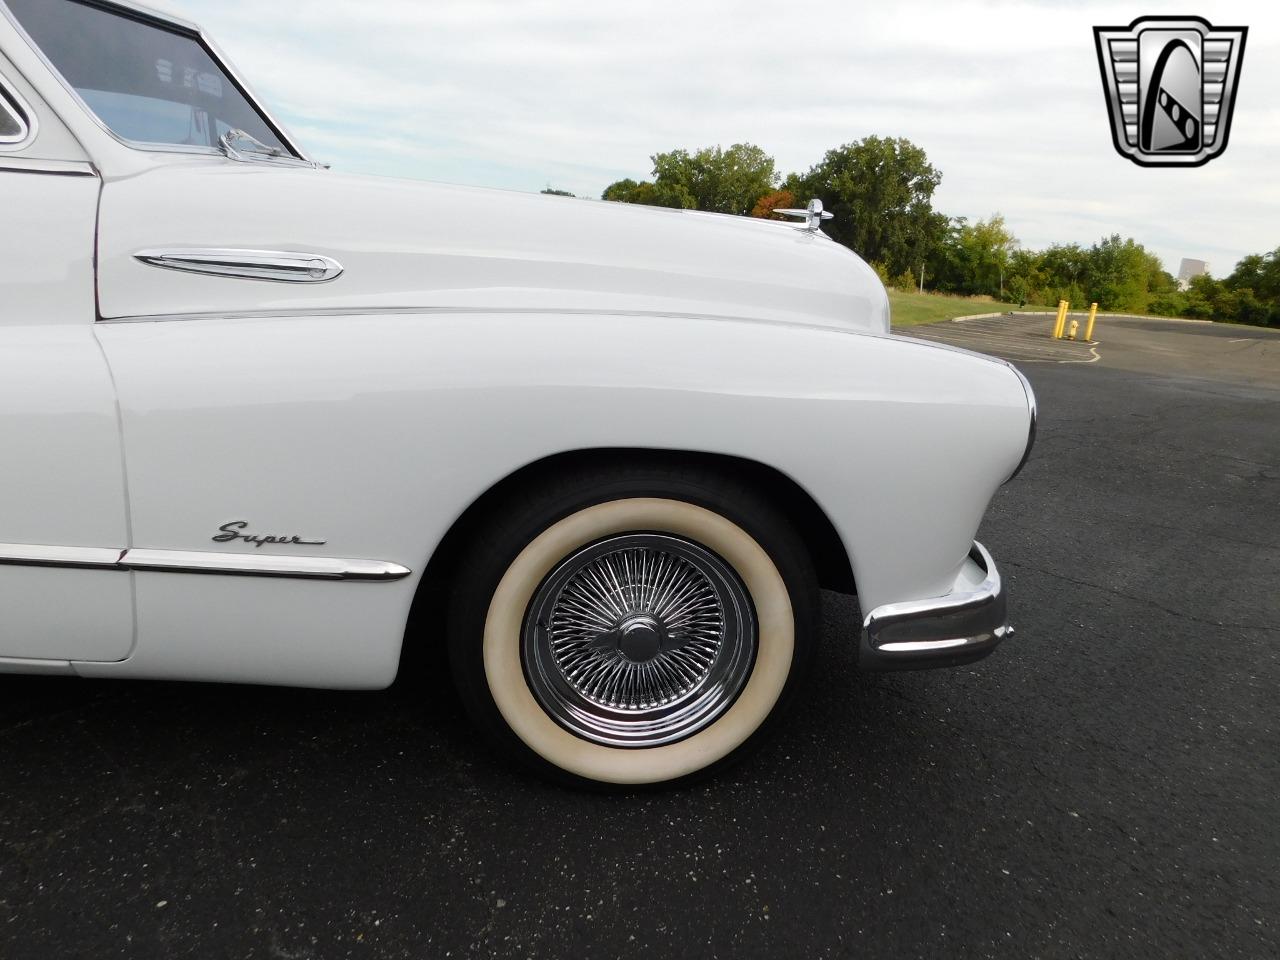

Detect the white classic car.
[{"left": 0, "top": 0, "right": 1034, "bottom": 786}]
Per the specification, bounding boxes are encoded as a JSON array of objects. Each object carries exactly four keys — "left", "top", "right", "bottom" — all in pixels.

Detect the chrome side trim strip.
[
  {"left": 0, "top": 156, "right": 97, "bottom": 176},
  {"left": 0, "top": 656, "right": 76, "bottom": 676},
  {"left": 95, "top": 306, "right": 850, "bottom": 341},
  {"left": 134, "top": 249, "right": 344, "bottom": 284},
  {"left": 0, "top": 543, "right": 122, "bottom": 569},
  {"left": 121, "top": 549, "right": 410, "bottom": 581},
  {"left": 0, "top": 543, "right": 409, "bottom": 581}
]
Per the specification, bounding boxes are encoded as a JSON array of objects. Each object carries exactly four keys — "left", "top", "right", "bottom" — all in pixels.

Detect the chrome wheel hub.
[
  {"left": 617, "top": 614, "right": 664, "bottom": 662},
  {"left": 522, "top": 533, "right": 758, "bottom": 748}
]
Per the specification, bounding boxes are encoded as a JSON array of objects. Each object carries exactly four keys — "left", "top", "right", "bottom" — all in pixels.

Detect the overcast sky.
[{"left": 155, "top": 0, "right": 1278, "bottom": 277}]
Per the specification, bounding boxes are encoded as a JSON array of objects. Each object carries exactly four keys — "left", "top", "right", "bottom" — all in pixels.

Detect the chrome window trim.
[
  {"left": 76, "top": 0, "right": 200, "bottom": 33},
  {"left": 0, "top": 542, "right": 410, "bottom": 581},
  {"left": 0, "top": 0, "right": 313, "bottom": 164},
  {"left": 0, "top": 70, "right": 36, "bottom": 148}
]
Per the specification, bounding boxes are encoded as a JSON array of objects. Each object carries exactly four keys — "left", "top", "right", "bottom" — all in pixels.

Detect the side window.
[
  {"left": 4, "top": 0, "right": 294, "bottom": 156},
  {"left": 0, "top": 77, "right": 31, "bottom": 146}
]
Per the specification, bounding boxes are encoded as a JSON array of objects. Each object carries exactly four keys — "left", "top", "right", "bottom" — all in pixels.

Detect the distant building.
[{"left": 1177, "top": 258, "right": 1209, "bottom": 290}]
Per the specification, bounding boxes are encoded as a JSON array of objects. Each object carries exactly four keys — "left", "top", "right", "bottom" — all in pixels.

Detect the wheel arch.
[{"left": 407, "top": 448, "right": 856, "bottom": 647}]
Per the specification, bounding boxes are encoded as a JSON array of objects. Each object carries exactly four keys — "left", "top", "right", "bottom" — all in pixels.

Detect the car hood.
[{"left": 97, "top": 162, "right": 890, "bottom": 333}]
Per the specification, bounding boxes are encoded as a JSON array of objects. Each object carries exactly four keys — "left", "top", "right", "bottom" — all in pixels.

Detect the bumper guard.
[{"left": 859, "top": 541, "right": 1010, "bottom": 671}]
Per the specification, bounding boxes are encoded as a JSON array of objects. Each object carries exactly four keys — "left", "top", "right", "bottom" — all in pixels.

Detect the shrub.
[{"left": 891, "top": 269, "right": 918, "bottom": 292}]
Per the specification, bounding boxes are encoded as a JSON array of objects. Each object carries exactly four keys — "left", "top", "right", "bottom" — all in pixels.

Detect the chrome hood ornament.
[{"left": 774, "top": 198, "right": 834, "bottom": 233}]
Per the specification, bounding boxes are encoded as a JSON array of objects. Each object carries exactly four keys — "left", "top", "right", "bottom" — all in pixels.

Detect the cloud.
[{"left": 154, "top": 0, "right": 1279, "bottom": 274}]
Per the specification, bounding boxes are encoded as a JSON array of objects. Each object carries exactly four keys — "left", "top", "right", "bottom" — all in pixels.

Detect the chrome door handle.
[{"left": 134, "top": 248, "right": 344, "bottom": 283}]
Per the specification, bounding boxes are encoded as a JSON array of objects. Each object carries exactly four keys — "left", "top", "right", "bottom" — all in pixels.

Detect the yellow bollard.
[
  {"left": 1067, "top": 318, "right": 1079, "bottom": 340},
  {"left": 1053, "top": 300, "right": 1070, "bottom": 339},
  {"left": 1084, "top": 302, "right": 1098, "bottom": 342},
  {"left": 1051, "top": 301, "right": 1063, "bottom": 338}
]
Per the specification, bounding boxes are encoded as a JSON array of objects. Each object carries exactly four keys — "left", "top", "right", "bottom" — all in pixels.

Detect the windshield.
[{"left": 5, "top": 0, "right": 295, "bottom": 155}]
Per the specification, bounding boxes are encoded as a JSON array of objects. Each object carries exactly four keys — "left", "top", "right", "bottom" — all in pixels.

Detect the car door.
[{"left": 0, "top": 61, "right": 134, "bottom": 665}]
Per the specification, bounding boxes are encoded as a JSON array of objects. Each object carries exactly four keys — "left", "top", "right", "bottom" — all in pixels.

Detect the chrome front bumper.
[{"left": 859, "top": 541, "right": 1010, "bottom": 671}]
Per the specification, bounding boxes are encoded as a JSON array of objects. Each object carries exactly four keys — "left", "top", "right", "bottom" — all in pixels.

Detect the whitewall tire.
[{"left": 447, "top": 462, "right": 816, "bottom": 788}]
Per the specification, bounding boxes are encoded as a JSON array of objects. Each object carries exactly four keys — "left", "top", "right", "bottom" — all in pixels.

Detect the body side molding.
[
  {"left": 0, "top": 157, "right": 97, "bottom": 176},
  {"left": 122, "top": 549, "right": 408, "bottom": 581},
  {"left": 0, "top": 542, "right": 409, "bottom": 581},
  {"left": 0, "top": 544, "right": 123, "bottom": 568}
]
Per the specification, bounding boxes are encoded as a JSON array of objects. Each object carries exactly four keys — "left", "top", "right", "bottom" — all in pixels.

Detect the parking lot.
[
  {"left": 907, "top": 310, "right": 1278, "bottom": 384},
  {"left": 1, "top": 316, "right": 1277, "bottom": 959}
]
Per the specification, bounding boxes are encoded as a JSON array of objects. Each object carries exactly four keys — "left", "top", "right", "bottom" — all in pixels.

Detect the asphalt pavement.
[{"left": 1, "top": 316, "right": 1277, "bottom": 959}]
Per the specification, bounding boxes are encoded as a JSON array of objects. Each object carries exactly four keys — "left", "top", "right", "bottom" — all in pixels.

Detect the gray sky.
[{"left": 156, "top": 0, "right": 1278, "bottom": 277}]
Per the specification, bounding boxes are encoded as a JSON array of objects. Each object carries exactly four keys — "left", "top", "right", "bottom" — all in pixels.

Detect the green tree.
[
  {"left": 1225, "top": 248, "right": 1280, "bottom": 318},
  {"left": 648, "top": 143, "right": 779, "bottom": 216},
  {"left": 1149, "top": 289, "right": 1190, "bottom": 317},
  {"left": 787, "top": 136, "right": 945, "bottom": 274},
  {"left": 921, "top": 217, "right": 966, "bottom": 294},
  {"left": 1006, "top": 248, "right": 1050, "bottom": 305},
  {"left": 1084, "top": 235, "right": 1163, "bottom": 312},
  {"left": 602, "top": 178, "right": 642, "bottom": 203},
  {"left": 1038, "top": 243, "right": 1090, "bottom": 305},
  {"left": 540, "top": 186, "right": 575, "bottom": 197},
  {"left": 940, "top": 214, "right": 1018, "bottom": 297},
  {"left": 1228, "top": 287, "right": 1272, "bottom": 326},
  {"left": 1183, "top": 273, "right": 1225, "bottom": 319},
  {"left": 601, "top": 177, "right": 695, "bottom": 209}
]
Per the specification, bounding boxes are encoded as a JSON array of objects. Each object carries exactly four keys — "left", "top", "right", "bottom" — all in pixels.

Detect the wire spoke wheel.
[{"left": 522, "top": 533, "right": 758, "bottom": 747}]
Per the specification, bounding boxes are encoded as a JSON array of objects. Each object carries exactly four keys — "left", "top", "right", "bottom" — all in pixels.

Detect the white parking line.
[
  {"left": 900, "top": 318, "right": 1103, "bottom": 365},
  {"left": 908, "top": 331, "right": 1083, "bottom": 351}
]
